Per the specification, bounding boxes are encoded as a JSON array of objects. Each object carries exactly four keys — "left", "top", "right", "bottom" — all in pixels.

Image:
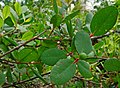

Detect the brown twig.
[
  {"left": 0, "top": 59, "right": 41, "bottom": 65},
  {"left": 2, "top": 72, "right": 50, "bottom": 88},
  {"left": 91, "top": 30, "right": 120, "bottom": 40}
]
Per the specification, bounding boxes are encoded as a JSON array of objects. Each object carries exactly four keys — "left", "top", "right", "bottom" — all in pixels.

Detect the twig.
[
  {"left": 2, "top": 72, "right": 50, "bottom": 88},
  {"left": 0, "top": 30, "right": 47, "bottom": 59},
  {"left": 48, "top": 28, "right": 54, "bottom": 37},
  {"left": 91, "top": 30, "right": 120, "bottom": 40},
  {"left": 0, "top": 59, "right": 41, "bottom": 65}
]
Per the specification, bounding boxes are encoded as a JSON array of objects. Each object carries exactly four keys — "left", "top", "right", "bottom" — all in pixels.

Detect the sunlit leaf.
[
  {"left": 0, "top": 17, "right": 4, "bottom": 28},
  {"left": 14, "top": 2, "right": 22, "bottom": 15},
  {"left": 22, "top": 31, "right": 33, "bottom": 41},
  {"left": 3, "top": 5, "right": 10, "bottom": 19}
]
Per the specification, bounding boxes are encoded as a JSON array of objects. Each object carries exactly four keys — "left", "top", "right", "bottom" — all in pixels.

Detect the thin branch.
[
  {"left": 91, "top": 30, "right": 120, "bottom": 40},
  {"left": 2, "top": 72, "right": 50, "bottom": 88},
  {"left": 0, "top": 30, "right": 47, "bottom": 59},
  {"left": 1, "top": 29, "right": 118, "bottom": 59},
  {"left": 0, "top": 59, "right": 41, "bottom": 65},
  {"left": 48, "top": 28, "right": 54, "bottom": 37}
]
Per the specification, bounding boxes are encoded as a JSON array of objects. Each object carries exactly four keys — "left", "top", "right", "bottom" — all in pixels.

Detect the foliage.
[{"left": 0, "top": 0, "right": 120, "bottom": 87}]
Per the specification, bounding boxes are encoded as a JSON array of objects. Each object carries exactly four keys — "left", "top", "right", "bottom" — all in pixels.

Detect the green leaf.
[
  {"left": 25, "top": 17, "right": 33, "bottom": 23},
  {"left": 10, "top": 7, "right": 18, "bottom": 26},
  {"left": 41, "top": 48, "right": 67, "bottom": 66},
  {"left": 85, "top": 12, "right": 93, "bottom": 24},
  {"left": 63, "top": 10, "right": 80, "bottom": 22},
  {"left": 71, "top": 37, "right": 76, "bottom": 51},
  {"left": 66, "top": 20, "right": 73, "bottom": 38},
  {"left": 35, "top": 63, "right": 43, "bottom": 74},
  {"left": 50, "top": 59, "right": 76, "bottom": 85},
  {"left": 14, "top": 2, "right": 22, "bottom": 15},
  {"left": 0, "top": 17, "right": 4, "bottom": 28},
  {"left": 75, "top": 30, "right": 93, "bottom": 54},
  {"left": 10, "top": 13, "right": 17, "bottom": 26},
  {"left": 50, "top": 14, "right": 62, "bottom": 28},
  {"left": 53, "top": 0, "right": 58, "bottom": 14},
  {"left": 0, "top": 43, "right": 9, "bottom": 55},
  {"left": 38, "top": 46, "right": 47, "bottom": 59},
  {"left": 21, "top": 6, "right": 28, "bottom": 14},
  {"left": 22, "top": 31, "right": 33, "bottom": 41},
  {"left": 4, "top": 36, "right": 18, "bottom": 46},
  {"left": 3, "top": 5, "right": 10, "bottom": 19},
  {"left": 90, "top": 6, "right": 118, "bottom": 36},
  {"left": 75, "top": 18, "right": 82, "bottom": 30},
  {"left": 6, "top": 66, "right": 13, "bottom": 83},
  {"left": 10, "top": 7, "right": 18, "bottom": 20},
  {"left": 12, "top": 50, "right": 19, "bottom": 60},
  {"left": 18, "top": 48, "right": 39, "bottom": 62},
  {"left": 104, "top": 58, "right": 120, "bottom": 71},
  {"left": 77, "top": 60, "right": 92, "bottom": 78},
  {"left": 30, "top": 67, "right": 47, "bottom": 84},
  {"left": 0, "top": 72, "right": 5, "bottom": 86}
]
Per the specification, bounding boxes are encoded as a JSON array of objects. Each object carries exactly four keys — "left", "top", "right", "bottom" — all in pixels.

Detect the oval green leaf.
[
  {"left": 22, "top": 31, "right": 33, "bottom": 41},
  {"left": 75, "top": 30, "right": 93, "bottom": 54},
  {"left": 41, "top": 48, "right": 67, "bottom": 66},
  {"left": 104, "top": 58, "right": 120, "bottom": 71},
  {"left": 50, "top": 59, "right": 76, "bottom": 85},
  {"left": 77, "top": 60, "right": 92, "bottom": 78},
  {"left": 14, "top": 2, "right": 22, "bottom": 15},
  {"left": 90, "top": 6, "right": 118, "bottom": 36},
  {"left": 3, "top": 5, "right": 10, "bottom": 19},
  {"left": 18, "top": 48, "right": 39, "bottom": 62}
]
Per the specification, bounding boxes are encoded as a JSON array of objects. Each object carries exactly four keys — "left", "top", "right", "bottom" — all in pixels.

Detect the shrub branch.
[{"left": 0, "top": 30, "right": 47, "bottom": 59}]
